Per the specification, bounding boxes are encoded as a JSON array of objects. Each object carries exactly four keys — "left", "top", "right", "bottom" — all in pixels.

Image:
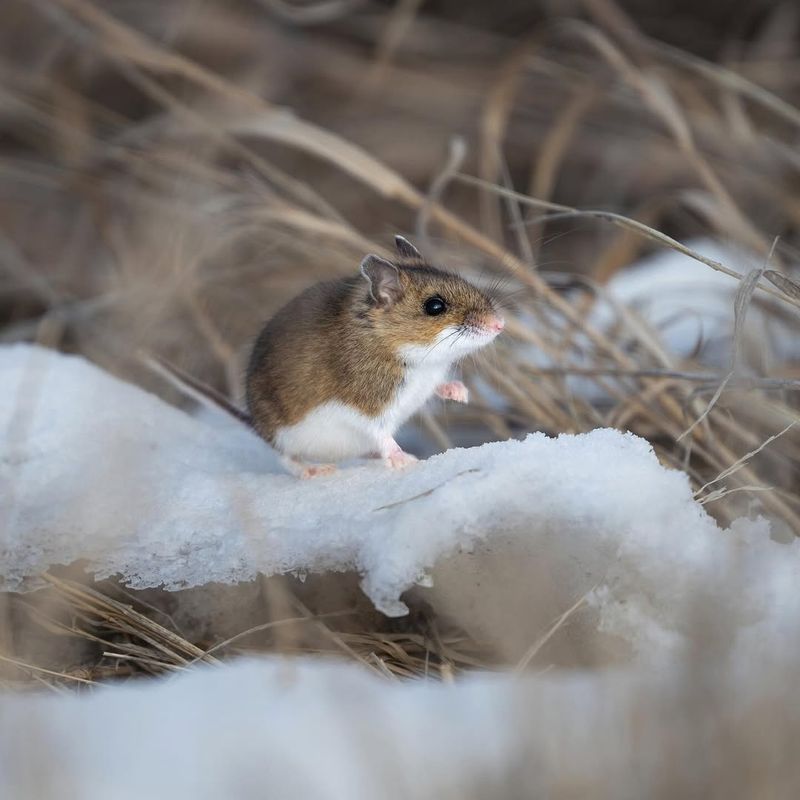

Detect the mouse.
[{"left": 245, "top": 235, "right": 504, "bottom": 478}]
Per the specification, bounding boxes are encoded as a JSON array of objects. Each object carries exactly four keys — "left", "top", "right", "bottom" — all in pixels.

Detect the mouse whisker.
[{"left": 419, "top": 327, "right": 461, "bottom": 364}]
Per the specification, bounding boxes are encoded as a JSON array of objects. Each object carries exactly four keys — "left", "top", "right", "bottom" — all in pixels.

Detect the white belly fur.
[{"left": 274, "top": 361, "right": 449, "bottom": 462}]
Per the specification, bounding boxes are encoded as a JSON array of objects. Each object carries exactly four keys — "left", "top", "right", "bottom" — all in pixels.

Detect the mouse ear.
[
  {"left": 360, "top": 255, "right": 403, "bottom": 309},
  {"left": 394, "top": 235, "right": 422, "bottom": 261}
]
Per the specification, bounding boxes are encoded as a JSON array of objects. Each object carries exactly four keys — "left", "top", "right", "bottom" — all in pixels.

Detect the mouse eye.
[{"left": 424, "top": 296, "right": 447, "bottom": 316}]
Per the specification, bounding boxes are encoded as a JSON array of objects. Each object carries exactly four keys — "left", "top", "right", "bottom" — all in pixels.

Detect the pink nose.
[{"left": 486, "top": 316, "right": 505, "bottom": 333}]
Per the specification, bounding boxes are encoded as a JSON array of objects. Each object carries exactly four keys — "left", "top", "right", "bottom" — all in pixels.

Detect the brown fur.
[{"left": 246, "top": 255, "right": 497, "bottom": 444}]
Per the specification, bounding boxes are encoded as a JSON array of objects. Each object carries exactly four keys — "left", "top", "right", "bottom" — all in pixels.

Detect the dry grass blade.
[
  {"left": 699, "top": 485, "right": 774, "bottom": 506},
  {"left": 733, "top": 269, "right": 768, "bottom": 368},
  {"left": 514, "top": 591, "right": 591, "bottom": 674},
  {"left": 370, "top": 0, "right": 425, "bottom": 80},
  {"left": 41, "top": 574, "right": 219, "bottom": 666},
  {"left": 0, "top": 652, "right": 95, "bottom": 685},
  {"left": 372, "top": 469, "right": 481, "bottom": 512},
  {"left": 694, "top": 422, "right": 797, "bottom": 498},
  {"left": 764, "top": 270, "right": 800, "bottom": 302},
  {"left": 417, "top": 136, "right": 468, "bottom": 243},
  {"left": 192, "top": 610, "right": 357, "bottom": 664},
  {"left": 677, "top": 373, "right": 733, "bottom": 444},
  {"left": 529, "top": 366, "right": 800, "bottom": 390},
  {"left": 637, "top": 33, "right": 800, "bottom": 130},
  {"left": 732, "top": 237, "right": 778, "bottom": 369}
]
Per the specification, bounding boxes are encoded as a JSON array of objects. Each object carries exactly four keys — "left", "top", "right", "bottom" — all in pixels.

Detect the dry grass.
[
  {"left": 1, "top": 0, "right": 799, "bottom": 690},
  {"left": 0, "top": 571, "right": 496, "bottom": 688}
]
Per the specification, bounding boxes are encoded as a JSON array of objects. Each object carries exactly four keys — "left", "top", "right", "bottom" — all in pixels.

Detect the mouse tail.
[{"left": 140, "top": 352, "right": 253, "bottom": 427}]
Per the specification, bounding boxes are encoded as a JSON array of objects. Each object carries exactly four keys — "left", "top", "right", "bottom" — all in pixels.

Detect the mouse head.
[{"left": 359, "top": 236, "right": 504, "bottom": 364}]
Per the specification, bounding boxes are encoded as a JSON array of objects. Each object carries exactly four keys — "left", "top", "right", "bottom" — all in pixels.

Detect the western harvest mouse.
[{"left": 245, "top": 236, "right": 504, "bottom": 478}]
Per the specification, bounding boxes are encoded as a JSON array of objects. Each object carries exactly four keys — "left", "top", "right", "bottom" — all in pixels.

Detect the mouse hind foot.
[
  {"left": 385, "top": 450, "right": 418, "bottom": 470},
  {"left": 280, "top": 455, "right": 337, "bottom": 479},
  {"left": 377, "top": 436, "right": 419, "bottom": 470}
]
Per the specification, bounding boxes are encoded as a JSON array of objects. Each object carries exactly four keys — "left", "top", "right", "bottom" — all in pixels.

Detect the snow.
[
  {"left": 3, "top": 338, "right": 800, "bottom": 796},
  {"left": 504, "top": 238, "right": 800, "bottom": 406},
  {"left": 2, "top": 343, "right": 799, "bottom": 665},
  {"left": 0, "top": 659, "right": 520, "bottom": 799},
  {"left": 2, "top": 654, "right": 800, "bottom": 798},
  {"left": 604, "top": 238, "right": 799, "bottom": 365}
]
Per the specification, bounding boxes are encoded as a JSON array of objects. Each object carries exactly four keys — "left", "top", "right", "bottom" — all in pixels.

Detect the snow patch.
[
  {"left": 2, "top": 344, "right": 798, "bottom": 662},
  {"left": 605, "top": 238, "right": 799, "bottom": 365},
  {"left": 2, "top": 654, "right": 800, "bottom": 798}
]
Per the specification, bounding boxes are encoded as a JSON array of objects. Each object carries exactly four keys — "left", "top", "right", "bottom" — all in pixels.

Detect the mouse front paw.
[{"left": 435, "top": 381, "right": 469, "bottom": 404}]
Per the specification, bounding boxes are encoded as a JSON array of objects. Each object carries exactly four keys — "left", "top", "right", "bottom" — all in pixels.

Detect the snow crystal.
[{"left": 2, "top": 344, "right": 798, "bottom": 663}]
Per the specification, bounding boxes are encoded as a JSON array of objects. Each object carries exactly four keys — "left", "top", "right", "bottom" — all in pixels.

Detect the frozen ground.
[{"left": 2, "top": 344, "right": 799, "bottom": 663}]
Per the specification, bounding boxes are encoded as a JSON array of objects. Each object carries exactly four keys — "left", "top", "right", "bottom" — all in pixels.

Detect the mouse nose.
[{"left": 486, "top": 315, "right": 505, "bottom": 333}]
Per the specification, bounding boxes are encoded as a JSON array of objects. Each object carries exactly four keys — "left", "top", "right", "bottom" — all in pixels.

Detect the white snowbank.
[
  {"left": 2, "top": 344, "right": 799, "bottom": 663},
  {"left": 4, "top": 343, "right": 800, "bottom": 797},
  {"left": 2, "top": 655, "right": 800, "bottom": 799},
  {"left": 504, "top": 239, "right": 799, "bottom": 405},
  {"left": 605, "top": 238, "right": 799, "bottom": 365},
  {"left": 0, "top": 659, "right": 517, "bottom": 799}
]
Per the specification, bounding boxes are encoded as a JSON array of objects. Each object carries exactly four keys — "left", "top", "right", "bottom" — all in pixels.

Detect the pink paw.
[
  {"left": 299, "top": 463, "right": 337, "bottom": 479},
  {"left": 385, "top": 450, "right": 418, "bottom": 470},
  {"left": 436, "top": 381, "right": 469, "bottom": 403}
]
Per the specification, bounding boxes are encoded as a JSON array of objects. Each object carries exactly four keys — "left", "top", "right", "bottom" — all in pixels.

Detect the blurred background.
[{"left": 2, "top": 0, "right": 800, "bottom": 685}]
